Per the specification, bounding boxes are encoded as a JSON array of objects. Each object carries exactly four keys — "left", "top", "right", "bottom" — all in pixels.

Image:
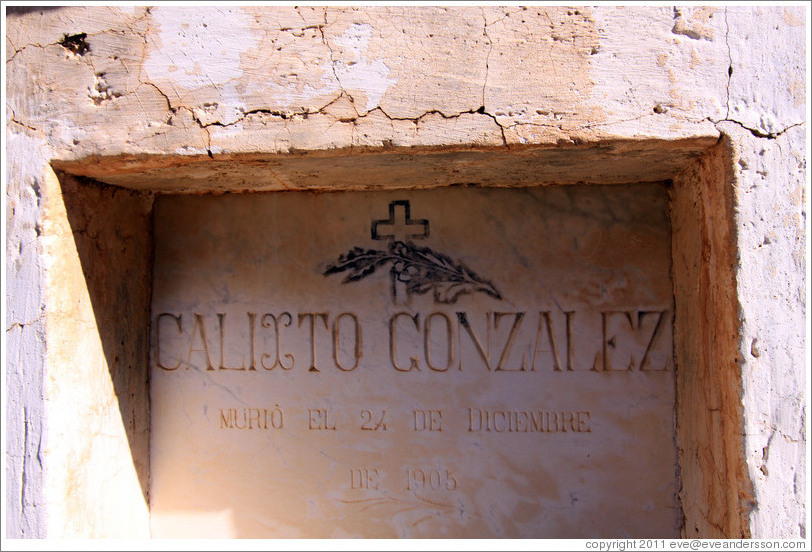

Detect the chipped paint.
[
  {"left": 331, "top": 23, "right": 396, "bottom": 112},
  {"left": 144, "top": 7, "right": 257, "bottom": 91}
]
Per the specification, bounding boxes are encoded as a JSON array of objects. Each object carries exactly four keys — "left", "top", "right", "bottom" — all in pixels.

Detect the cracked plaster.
[
  {"left": 4, "top": 4, "right": 808, "bottom": 539},
  {"left": 7, "top": 6, "right": 799, "bottom": 155}
]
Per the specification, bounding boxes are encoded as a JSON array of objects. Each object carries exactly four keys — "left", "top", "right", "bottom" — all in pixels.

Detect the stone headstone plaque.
[{"left": 149, "top": 185, "right": 679, "bottom": 538}]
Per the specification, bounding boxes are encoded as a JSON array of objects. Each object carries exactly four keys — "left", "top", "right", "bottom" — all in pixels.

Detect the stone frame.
[{"left": 40, "top": 136, "right": 752, "bottom": 537}]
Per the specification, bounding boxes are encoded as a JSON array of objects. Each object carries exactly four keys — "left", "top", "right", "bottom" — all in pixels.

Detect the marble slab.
[{"left": 149, "top": 185, "right": 679, "bottom": 538}]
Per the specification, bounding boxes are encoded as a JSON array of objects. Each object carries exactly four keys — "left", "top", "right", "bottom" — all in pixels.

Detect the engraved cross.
[
  {"left": 371, "top": 200, "right": 428, "bottom": 305},
  {"left": 371, "top": 200, "right": 429, "bottom": 242}
]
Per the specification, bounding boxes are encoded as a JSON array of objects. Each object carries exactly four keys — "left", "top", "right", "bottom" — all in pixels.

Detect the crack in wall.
[
  {"left": 174, "top": 93, "right": 509, "bottom": 148},
  {"left": 9, "top": 113, "right": 42, "bottom": 134},
  {"left": 481, "top": 8, "right": 493, "bottom": 110},
  {"left": 21, "top": 406, "right": 32, "bottom": 535},
  {"left": 139, "top": 82, "right": 176, "bottom": 114},
  {"left": 760, "top": 429, "right": 776, "bottom": 475},
  {"left": 6, "top": 41, "right": 49, "bottom": 63},
  {"left": 18, "top": 403, "right": 45, "bottom": 537},
  {"left": 7, "top": 315, "right": 45, "bottom": 333},
  {"left": 712, "top": 118, "right": 805, "bottom": 140},
  {"left": 137, "top": 7, "right": 152, "bottom": 85},
  {"left": 317, "top": 12, "right": 360, "bottom": 119},
  {"left": 365, "top": 106, "right": 509, "bottom": 146},
  {"left": 191, "top": 111, "right": 214, "bottom": 157}
]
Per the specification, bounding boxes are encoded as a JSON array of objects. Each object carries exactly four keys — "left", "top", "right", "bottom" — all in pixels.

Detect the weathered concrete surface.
[
  {"left": 39, "top": 171, "right": 152, "bottom": 538},
  {"left": 51, "top": 138, "right": 716, "bottom": 193},
  {"left": 724, "top": 120, "right": 808, "bottom": 539},
  {"left": 720, "top": 5, "right": 807, "bottom": 539},
  {"left": 5, "top": 127, "right": 49, "bottom": 538},
  {"left": 5, "top": 5, "right": 726, "bottom": 162},
  {"left": 672, "top": 137, "right": 752, "bottom": 538},
  {"left": 4, "top": 5, "right": 807, "bottom": 539}
]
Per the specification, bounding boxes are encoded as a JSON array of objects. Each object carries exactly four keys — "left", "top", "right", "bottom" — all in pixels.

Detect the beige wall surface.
[{"left": 4, "top": 5, "right": 807, "bottom": 540}]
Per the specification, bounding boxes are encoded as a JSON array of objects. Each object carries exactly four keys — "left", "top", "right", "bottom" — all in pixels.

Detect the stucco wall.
[{"left": 4, "top": 5, "right": 807, "bottom": 538}]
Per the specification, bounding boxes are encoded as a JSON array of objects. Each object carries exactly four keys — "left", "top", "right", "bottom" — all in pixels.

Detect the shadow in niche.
[{"left": 56, "top": 171, "right": 154, "bottom": 504}]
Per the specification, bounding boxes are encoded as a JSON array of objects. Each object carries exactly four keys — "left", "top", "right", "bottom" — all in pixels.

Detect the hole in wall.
[{"left": 58, "top": 32, "right": 91, "bottom": 56}]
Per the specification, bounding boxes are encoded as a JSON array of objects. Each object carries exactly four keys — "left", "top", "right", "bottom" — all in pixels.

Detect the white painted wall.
[{"left": 4, "top": 5, "right": 807, "bottom": 539}]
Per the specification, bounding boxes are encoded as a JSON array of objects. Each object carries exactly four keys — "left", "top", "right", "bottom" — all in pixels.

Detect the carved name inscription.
[
  {"left": 149, "top": 187, "right": 679, "bottom": 538},
  {"left": 155, "top": 309, "right": 670, "bottom": 373}
]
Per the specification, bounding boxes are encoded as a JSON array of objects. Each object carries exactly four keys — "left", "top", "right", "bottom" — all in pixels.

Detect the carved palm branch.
[{"left": 324, "top": 241, "right": 501, "bottom": 304}]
